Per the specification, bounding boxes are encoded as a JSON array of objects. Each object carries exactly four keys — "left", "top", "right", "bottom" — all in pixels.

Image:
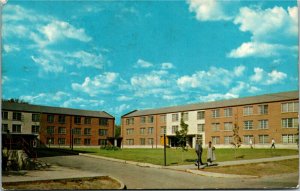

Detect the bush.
[{"left": 100, "top": 145, "right": 119, "bottom": 151}]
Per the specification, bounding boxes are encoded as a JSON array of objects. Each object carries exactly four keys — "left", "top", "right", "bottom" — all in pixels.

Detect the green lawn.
[{"left": 74, "top": 148, "right": 299, "bottom": 166}]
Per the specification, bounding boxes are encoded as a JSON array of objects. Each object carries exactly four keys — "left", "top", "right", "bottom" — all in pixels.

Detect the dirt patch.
[
  {"left": 200, "top": 159, "right": 299, "bottom": 177},
  {"left": 3, "top": 176, "right": 121, "bottom": 190}
]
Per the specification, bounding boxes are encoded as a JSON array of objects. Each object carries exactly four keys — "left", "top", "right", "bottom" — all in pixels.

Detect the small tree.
[
  {"left": 231, "top": 123, "right": 242, "bottom": 158},
  {"left": 175, "top": 113, "right": 189, "bottom": 162}
]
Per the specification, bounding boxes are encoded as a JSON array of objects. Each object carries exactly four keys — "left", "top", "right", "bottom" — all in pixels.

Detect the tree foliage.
[
  {"left": 175, "top": 113, "right": 189, "bottom": 151},
  {"left": 114, "top": 125, "right": 121, "bottom": 138},
  {"left": 2, "top": 98, "right": 28, "bottom": 104}
]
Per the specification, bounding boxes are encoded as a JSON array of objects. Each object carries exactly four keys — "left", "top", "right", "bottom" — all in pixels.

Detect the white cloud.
[
  {"left": 3, "top": 44, "right": 20, "bottom": 53},
  {"left": 20, "top": 91, "right": 70, "bottom": 104},
  {"left": 38, "top": 20, "right": 91, "bottom": 45},
  {"left": 72, "top": 72, "right": 119, "bottom": 96},
  {"left": 234, "top": 65, "right": 246, "bottom": 77},
  {"left": 177, "top": 67, "right": 233, "bottom": 91},
  {"left": 66, "top": 51, "right": 105, "bottom": 69},
  {"left": 2, "top": 76, "right": 9, "bottom": 84},
  {"left": 229, "top": 81, "right": 260, "bottom": 95},
  {"left": 250, "top": 67, "right": 287, "bottom": 85},
  {"left": 161, "top": 62, "right": 175, "bottom": 70},
  {"left": 31, "top": 55, "right": 64, "bottom": 73},
  {"left": 187, "top": 0, "right": 233, "bottom": 21},
  {"left": 117, "top": 95, "right": 133, "bottom": 101},
  {"left": 134, "top": 59, "right": 153, "bottom": 68},
  {"left": 131, "top": 72, "right": 166, "bottom": 88},
  {"left": 62, "top": 97, "right": 104, "bottom": 108},
  {"left": 198, "top": 93, "right": 238, "bottom": 102},
  {"left": 114, "top": 104, "right": 131, "bottom": 114}
]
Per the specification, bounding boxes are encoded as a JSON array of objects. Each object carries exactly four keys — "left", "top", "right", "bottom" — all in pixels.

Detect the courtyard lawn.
[{"left": 74, "top": 148, "right": 299, "bottom": 166}]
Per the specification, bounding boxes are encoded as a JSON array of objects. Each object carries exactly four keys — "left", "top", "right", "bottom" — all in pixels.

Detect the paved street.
[{"left": 39, "top": 155, "right": 299, "bottom": 189}]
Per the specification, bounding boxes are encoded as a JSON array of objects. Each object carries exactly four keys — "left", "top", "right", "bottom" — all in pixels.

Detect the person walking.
[
  {"left": 194, "top": 140, "right": 203, "bottom": 166},
  {"left": 249, "top": 139, "right": 253, "bottom": 149},
  {"left": 207, "top": 141, "right": 216, "bottom": 165},
  {"left": 271, "top": 138, "right": 276, "bottom": 149}
]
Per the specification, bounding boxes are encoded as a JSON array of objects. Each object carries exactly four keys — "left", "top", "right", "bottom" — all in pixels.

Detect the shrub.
[{"left": 100, "top": 145, "right": 119, "bottom": 151}]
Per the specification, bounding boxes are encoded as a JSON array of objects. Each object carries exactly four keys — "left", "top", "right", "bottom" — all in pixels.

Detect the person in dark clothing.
[{"left": 195, "top": 140, "right": 204, "bottom": 166}]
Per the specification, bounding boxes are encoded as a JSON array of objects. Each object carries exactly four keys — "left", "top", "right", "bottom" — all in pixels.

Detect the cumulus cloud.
[
  {"left": 117, "top": 95, "right": 133, "bottom": 101},
  {"left": 114, "top": 104, "right": 131, "bottom": 114},
  {"left": 161, "top": 62, "right": 175, "bottom": 70},
  {"left": 3, "top": 44, "right": 20, "bottom": 53},
  {"left": 20, "top": 91, "right": 70, "bottom": 104},
  {"left": 234, "top": 65, "right": 246, "bottom": 77},
  {"left": 72, "top": 72, "right": 119, "bottom": 96},
  {"left": 134, "top": 59, "right": 153, "bottom": 68},
  {"left": 62, "top": 97, "right": 104, "bottom": 108},
  {"left": 198, "top": 93, "right": 238, "bottom": 102},
  {"left": 187, "top": 0, "right": 235, "bottom": 21},
  {"left": 250, "top": 67, "right": 287, "bottom": 85}
]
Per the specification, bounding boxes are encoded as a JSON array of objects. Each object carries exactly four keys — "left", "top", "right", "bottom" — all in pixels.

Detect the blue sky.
[{"left": 2, "top": 0, "right": 298, "bottom": 124}]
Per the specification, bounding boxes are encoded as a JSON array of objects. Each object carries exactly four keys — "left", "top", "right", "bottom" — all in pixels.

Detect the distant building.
[
  {"left": 2, "top": 101, "right": 115, "bottom": 148},
  {"left": 121, "top": 91, "right": 299, "bottom": 149}
]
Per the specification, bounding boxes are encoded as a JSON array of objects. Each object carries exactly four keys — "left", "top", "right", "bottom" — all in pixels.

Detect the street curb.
[
  {"left": 186, "top": 169, "right": 258, "bottom": 178},
  {"left": 79, "top": 153, "right": 164, "bottom": 169},
  {"left": 2, "top": 175, "right": 126, "bottom": 189}
]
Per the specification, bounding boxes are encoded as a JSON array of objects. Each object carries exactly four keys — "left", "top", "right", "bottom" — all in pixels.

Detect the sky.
[{"left": 2, "top": 0, "right": 299, "bottom": 124}]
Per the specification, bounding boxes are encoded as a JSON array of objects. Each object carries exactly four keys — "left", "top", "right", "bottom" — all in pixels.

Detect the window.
[
  {"left": 160, "top": 126, "right": 166, "bottom": 134},
  {"left": 47, "top": 138, "right": 54, "bottom": 144},
  {"left": 13, "top": 112, "right": 22, "bottom": 121},
  {"left": 74, "top": 138, "right": 81, "bottom": 145},
  {"left": 281, "top": 102, "right": 299, "bottom": 113},
  {"left": 182, "top": 112, "right": 188, "bottom": 121},
  {"left": 58, "top": 127, "right": 66, "bottom": 134},
  {"left": 243, "top": 106, "right": 253, "bottom": 116},
  {"left": 160, "top": 115, "right": 166, "bottom": 123},
  {"left": 244, "top": 121, "right": 253, "bottom": 130},
  {"left": 212, "top": 109, "right": 220, "bottom": 118},
  {"left": 74, "top": 116, "right": 81, "bottom": 124},
  {"left": 99, "top": 118, "right": 108, "bottom": 126},
  {"left": 58, "top": 138, "right": 66, "bottom": 145},
  {"left": 224, "top": 108, "right": 233, "bottom": 117},
  {"left": 126, "top": 139, "right": 134, "bottom": 145},
  {"left": 99, "top": 129, "right": 108, "bottom": 136},
  {"left": 224, "top": 122, "right": 233, "bottom": 131},
  {"left": 148, "top": 116, "right": 154, "bottom": 123},
  {"left": 197, "top": 124, "right": 204, "bottom": 133},
  {"left": 32, "top": 125, "right": 40, "bottom": 134},
  {"left": 58, "top": 115, "right": 65, "bottom": 124},
  {"left": 140, "top": 128, "right": 145, "bottom": 134},
  {"left": 140, "top": 138, "right": 145, "bottom": 145},
  {"left": 2, "top": 124, "right": 8, "bottom": 132},
  {"left": 84, "top": 117, "right": 91, "bottom": 124},
  {"left": 73, "top": 128, "right": 81, "bottom": 135},
  {"left": 258, "top": 120, "right": 269, "bottom": 129},
  {"left": 47, "top": 126, "right": 55, "bottom": 134},
  {"left": 172, "top": 125, "right": 178, "bottom": 134},
  {"left": 126, "top": 128, "right": 133, "bottom": 135},
  {"left": 259, "top": 105, "right": 268, "bottom": 114},
  {"left": 224, "top": 136, "right": 233, "bottom": 144},
  {"left": 212, "top": 136, "right": 220, "bottom": 144},
  {"left": 148, "top": 138, "right": 154, "bottom": 145},
  {"left": 84, "top": 139, "right": 91, "bottom": 145},
  {"left": 2, "top": 111, "right": 8, "bottom": 120},
  {"left": 172, "top": 114, "right": 179, "bottom": 122},
  {"left": 84, "top": 128, "right": 91, "bottom": 135},
  {"left": 47, "top": 115, "right": 54, "bottom": 123},
  {"left": 148, "top": 127, "right": 154, "bottom": 134},
  {"left": 140, "top": 117, "right": 146, "bottom": 124},
  {"left": 282, "top": 118, "right": 298, "bottom": 128},
  {"left": 197, "top": 111, "right": 205, "bottom": 120},
  {"left": 126, "top": 118, "right": 134, "bottom": 125},
  {"left": 211, "top": 123, "right": 220, "bottom": 131},
  {"left": 32, "top": 113, "right": 40, "bottom": 122},
  {"left": 243, "top": 135, "right": 254, "bottom": 144},
  {"left": 259, "top": 135, "right": 269, "bottom": 144},
  {"left": 282, "top": 134, "right": 297, "bottom": 144},
  {"left": 98, "top": 139, "right": 107, "bottom": 145}
]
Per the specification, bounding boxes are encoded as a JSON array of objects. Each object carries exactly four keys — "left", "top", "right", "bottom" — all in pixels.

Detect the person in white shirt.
[
  {"left": 249, "top": 139, "right": 253, "bottom": 149},
  {"left": 271, "top": 138, "right": 275, "bottom": 149},
  {"left": 207, "top": 141, "right": 216, "bottom": 165}
]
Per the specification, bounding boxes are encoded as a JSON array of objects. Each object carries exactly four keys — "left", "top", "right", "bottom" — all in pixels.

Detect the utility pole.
[{"left": 164, "top": 128, "right": 167, "bottom": 166}]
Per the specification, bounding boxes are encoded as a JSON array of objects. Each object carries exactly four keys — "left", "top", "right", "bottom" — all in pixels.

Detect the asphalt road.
[{"left": 40, "top": 155, "right": 299, "bottom": 189}]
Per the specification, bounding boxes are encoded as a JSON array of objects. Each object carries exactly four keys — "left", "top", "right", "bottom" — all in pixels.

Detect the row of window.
[
  {"left": 211, "top": 134, "right": 298, "bottom": 145},
  {"left": 126, "top": 127, "right": 154, "bottom": 135},
  {"left": 126, "top": 138, "right": 154, "bottom": 145},
  {"left": 46, "top": 126, "right": 108, "bottom": 136},
  {"left": 46, "top": 138, "right": 108, "bottom": 145},
  {"left": 1, "top": 112, "right": 109, "bottom": 126}
]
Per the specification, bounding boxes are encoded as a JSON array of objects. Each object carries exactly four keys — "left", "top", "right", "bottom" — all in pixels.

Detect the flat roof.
[
  {"left": 2, "top": 102, "right": 114, "bottom": 119},
  {"left": 123, "top": 90, "right": 299, "bottom": 117}
]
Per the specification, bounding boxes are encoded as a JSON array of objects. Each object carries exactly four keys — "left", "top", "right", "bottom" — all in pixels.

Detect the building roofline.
[
  {"left": 122, "top": 90, "right": 299, "bottom": 117},
  {"left": 122, "top": 110, "right": 138, "bottom": 117}
]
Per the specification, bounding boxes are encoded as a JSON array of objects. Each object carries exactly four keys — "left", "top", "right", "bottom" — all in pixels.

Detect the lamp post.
[{"left": 164, "top": 128, "right": 167, "bottom": 166}]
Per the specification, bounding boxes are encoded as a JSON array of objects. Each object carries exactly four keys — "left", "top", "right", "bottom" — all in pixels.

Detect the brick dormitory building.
[
  {"left": 1, "top": 101, "right": 115, "bottom": 148},
  {"left": 121, "top": 91, "right": 299, "bottom": 149}
]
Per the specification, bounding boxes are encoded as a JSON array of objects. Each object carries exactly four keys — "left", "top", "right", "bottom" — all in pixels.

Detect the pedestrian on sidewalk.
[
  {"left": 249, "top": 139, "right": 253, "bottom": 149},
  {"left": 194, "top": 140, "right": 203, "bottom": 166},
  {"left": 207, "top": 141, "right": 216, "bottom": 165},
  {"left": 271, "top": 138, "right": 276, "bottom": 149}
]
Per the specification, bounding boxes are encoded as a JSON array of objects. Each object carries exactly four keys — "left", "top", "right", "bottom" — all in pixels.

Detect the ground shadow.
[{"left": 36, "top": 148, "right": 94, "bottom": 158}]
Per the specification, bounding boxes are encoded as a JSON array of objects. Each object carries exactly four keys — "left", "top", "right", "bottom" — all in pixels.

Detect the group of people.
[
  {"left": 194, "top": 140, "right": 216, "bottom": 166},
  {"left": 195, "top": 138, "right": 277, "bottom": 166}
]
